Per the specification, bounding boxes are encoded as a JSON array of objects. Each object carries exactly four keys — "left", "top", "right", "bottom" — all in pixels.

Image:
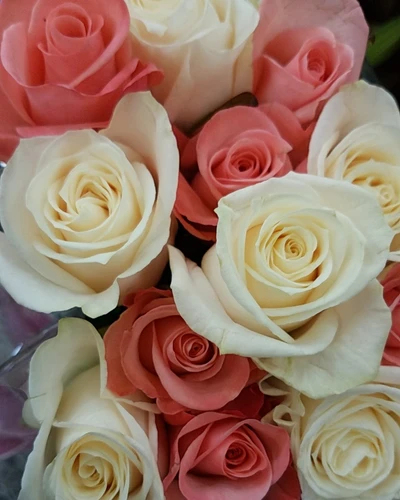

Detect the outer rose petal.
[
  {"left": 101, "top": 92, "right": 179, "bottom": 292},
  {"left": 256, "top": 280, "right": 392, "bottom": 398},
  {"left": 174, "top": 173, "right": 218, "bottom": 242},
  {"left": 264, "top": 465, "right": 301, "bottom": 500},
  {"left": 0, "top": 89, "right": 25, "bottom": 161}
]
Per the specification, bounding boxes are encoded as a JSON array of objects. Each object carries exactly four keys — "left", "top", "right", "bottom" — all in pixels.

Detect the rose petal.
[{"left": 257, "top": 280, "right": 391, "bottom": 398}]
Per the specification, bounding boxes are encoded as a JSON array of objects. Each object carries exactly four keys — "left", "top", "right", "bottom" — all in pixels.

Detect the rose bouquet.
[{"left": 0, "top": 0, "right": 399, "bottom": 498}]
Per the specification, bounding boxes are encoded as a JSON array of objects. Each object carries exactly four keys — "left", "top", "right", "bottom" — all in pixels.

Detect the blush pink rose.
[
  {"left": 163, "top": 412, "right": 291, "bottom": 500},
  {"left": 380, "top": 264, "right": 400, "bottom": 367},
  {"left": 0, "top": 0, "right": 163, "bottom": 161},
  {"left": 253, "top": 0, "right": 368, "bottom": 124},
  {"left": 174, "top": 103, "right": 310, "bottom": 241},
  {"left": 105, "top": 288, "right": 254, "bottom": 418}
]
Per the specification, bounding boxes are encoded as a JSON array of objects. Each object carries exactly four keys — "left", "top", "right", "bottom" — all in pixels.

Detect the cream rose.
[
  {"left": 19, "top": 318, "right": 165, "bottom": 500},
  {"left": 0, "top": 92, "right": 179, "bottom": 318},
  {"left": 126, "top": 0, "right": 259, "bottom": 129},
  {"left": 169, "top": 173, "right": 392, "bottom": 398},
  {"left": 261, "top": 368, "right": 400, "bottom": 500},
  {"left": 307, "top": 80, "right": 400, "bottom": 261}
]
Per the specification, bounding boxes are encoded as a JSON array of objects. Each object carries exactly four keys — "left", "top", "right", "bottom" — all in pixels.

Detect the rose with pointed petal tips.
[
  {"left": 253, "top": 0, "right": 368, "bottom": 124},
  {"left": 262, "top": 369, "right": 400, "bottom": 500},
  {"left": 105, "top": 288, "right": 254, "bottom": 424},
  {"left": 19, "top": 318, "right": 166, "bottom": 500},
  {"left": 175, "top": 103, "right": 310, "bottom": 241},
  {"left": 169, "top": 172, "right": 392, "bottom": 398},
  {"left": 0, "top": 92, "right": 179, "bottom": 318},
  {"left": 125, "top": 0, "right": 259, "bottom": 130},
  {"left": 308, "top": 81, "right": 400, "bottom": 261},
  {"left": 0, "top": 0, "right": 163, "bottom": 162},
  {"left": 163, "top": 411, "right": 290, "bottom": 500}
]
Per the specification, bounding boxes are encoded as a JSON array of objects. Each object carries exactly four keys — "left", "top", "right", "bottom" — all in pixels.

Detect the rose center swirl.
[{"left": 171, "top": 332, "right": 218, "bottom": 372}]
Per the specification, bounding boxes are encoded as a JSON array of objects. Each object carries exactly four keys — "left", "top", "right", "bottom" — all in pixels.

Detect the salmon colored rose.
[
  {"left": 0, "top": 0, "right": 163, "bottom": 161},
  {"left": 163, "top": 412, "right": 291, "bottom": 500},
  {"left": 253, "top": 0, "right": 368, "bottom": 124},
  {"left": 105, "top": 288, "right": 255, "bottom": 423},
  {"left": 380, "top": 264, "right": 400, "bottom": 367},
  {"left": 174, "top": 103, "right": 310, "bottom": 241}
]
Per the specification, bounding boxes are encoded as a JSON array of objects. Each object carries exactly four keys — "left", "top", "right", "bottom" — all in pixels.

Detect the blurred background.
[{"left": 361, "top": 0, "right": 400, "bottom": 101}]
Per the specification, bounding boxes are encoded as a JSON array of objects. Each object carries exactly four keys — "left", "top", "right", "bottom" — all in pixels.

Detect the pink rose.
[
  {"left": 174, "top": 103, "right": 310, "bottom": 241},
  {"left": 253, "top": 0, "right": 368, "bottom": 124},
  {"left": 380, "top": 264, "right": 400, "bottom": 366},
  {"left": 163, "top": 412, "right": 291, "bottom": 500},
  {"left": 0, "top": 0, "right": 163, "bottom": 161},
  {"left": 105, "top": 288, "right": 254, "bottom": 418}
]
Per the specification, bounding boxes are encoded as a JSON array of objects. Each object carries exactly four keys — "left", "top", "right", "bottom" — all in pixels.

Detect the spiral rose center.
[
  {"left": 208, "top": 135, "right": 289, "bottom": 192},
  {"left": 53, "top": 14, "right": 89, "bottom": 38},
  {"left": 307, "top": 48, "right": 331, "bottom": 83},
  {"left": 226, "top": 446, "right": 245, "bottom": 464},
  {"left": 221, "top": 431, "right": 268, "bottom": 479},
  {"left": 344, "top": 166, "right": 400, "bottom": 231},
  {"left": 172, "top": 332, "right": 218, "bottom": 371},
  {"left": 54, "top": 434, "right": 142, "bottom": 498}
]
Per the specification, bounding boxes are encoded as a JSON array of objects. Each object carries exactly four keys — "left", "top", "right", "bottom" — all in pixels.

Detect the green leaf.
[{"left": 367, "top": 16, "right": 400, "bottom": 67}]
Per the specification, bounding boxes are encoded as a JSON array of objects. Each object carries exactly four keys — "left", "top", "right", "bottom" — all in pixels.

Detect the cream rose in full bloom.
[
  {"left": 307, "top": 80, "right": 400, "bottom": 261},
  {"left": 0, "top": 92, "right": 179, "bottom": 318},
  {"left": 261, "top": 368, "right": 400, "bottom": 500},
  {"left": 19, "top": 318, "right": 166, "bottom": 500},
  {"left": 169, "top": 173, "right": 392, "bottom": 398},
  {"left": 125, "top": 0, "right": 260, "bottom": 129}
]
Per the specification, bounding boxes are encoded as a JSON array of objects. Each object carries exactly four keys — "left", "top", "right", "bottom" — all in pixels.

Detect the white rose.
[
  {"left": 0, "top": 92, "right": 179, "bottom": 318},
  {"left": 169, "top": 172, "right": 392, "bottom": 398},
  {"left": 307, "top": 80, "right": 400, "bottom": 261},
  {"left": 126, "top": 0, "right": 259, "bottom": 129},
  {"left": 261, "top": 369, "right": 400, "bottom": 500},
  {"left": 19, "top": 318, "right": 165, "bottom": 500}
]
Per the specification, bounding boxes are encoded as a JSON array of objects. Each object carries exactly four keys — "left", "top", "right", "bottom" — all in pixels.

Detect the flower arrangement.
[{"left": 0, "top": 0, "right": 400, "bottom": 499}]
